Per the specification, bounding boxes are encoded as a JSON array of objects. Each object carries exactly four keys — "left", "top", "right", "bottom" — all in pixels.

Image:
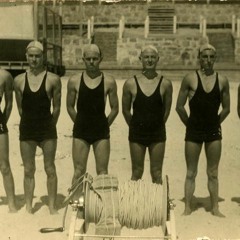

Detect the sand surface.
[{"left": 0, "top": 71, "right": 240, "bottom": 240}]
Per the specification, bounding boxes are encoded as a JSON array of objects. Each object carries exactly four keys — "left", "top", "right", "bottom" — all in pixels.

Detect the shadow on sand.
[
  {"left": 180, "top": 195, "right": 225, "bottom": 212},
  {"left": 0, "top": 194, "right": 67, "bottom": 213},
  {"left": 231, "top": 197, "right": 240, "bottom": 206}
]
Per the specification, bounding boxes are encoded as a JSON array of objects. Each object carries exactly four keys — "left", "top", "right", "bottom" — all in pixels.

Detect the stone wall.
[
  {"left": 234, "top": 36, "right": 240, "bottom": 64},
  {"left": 117, "top": 35, "right": 207, "bottom": 67},
  {"left": 62, "top": 32, "right": 208, "bottom": 67},
  {"left": 60, "top": 2, "right": 240, "bottom": 68},
  {"left": 62, "top": 32, "right": 91, "bottom": 67}
]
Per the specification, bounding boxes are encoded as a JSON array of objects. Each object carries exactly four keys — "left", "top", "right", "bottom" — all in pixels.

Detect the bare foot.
[
  {"left": 183, "top": 207, "right": 192, "bottom": 216},
  {"left": 49, "top": 207, "right": 58, "bottom": 215},
  {"left": 8, "top": 205, "right": 18, "bottom": 213},
  {"left": 211, "top": 208, "right": 225, "bottom": 218},
  {"left": 26, "top": 206, "right": 33, "bottom": 214}
]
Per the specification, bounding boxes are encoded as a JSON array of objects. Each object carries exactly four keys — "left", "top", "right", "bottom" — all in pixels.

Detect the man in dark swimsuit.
[
  {"left": 67, "top": 44, "right": 119, "bottom": 199},
  {"left": 0, "top": 69, "right": 17, "bottom": 212},
  {"left": 176, "top": 44, "right": 230, "bottom": 217},
  {"left": 14, "top": 41, "right": 61, "bottom": 214},
  {"left": 122, "top": 45, "right": 173, "bottom": 184}
]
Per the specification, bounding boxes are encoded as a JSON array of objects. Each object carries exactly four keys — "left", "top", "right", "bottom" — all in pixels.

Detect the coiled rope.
[
  {"left": 119, "top": 180, "right": 163, "bottom": 229},
  {"left": 86, "top": 178, "right": 163, "bottom": 230}
]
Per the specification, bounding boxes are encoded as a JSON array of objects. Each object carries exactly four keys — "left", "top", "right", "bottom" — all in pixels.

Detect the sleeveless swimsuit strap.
[
  {"left": 134, "top": 75, "right": 163, "bottom": 94},
  {"left": 196, "top": 70, "right": 219, "bottom": 92},
  {"left": 25, "top": 71, "right": 48, "bottom": 92}
]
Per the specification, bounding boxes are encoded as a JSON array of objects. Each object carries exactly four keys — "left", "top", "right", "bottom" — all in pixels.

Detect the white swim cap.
[
  {"left": 141, "top": 45, "right": 159, "bottom": 55},
  {"left": 199, "top": 44, "right": 216, "bottom": 54},
  {"left": 83, "top": 44, "right": 101, "bottom": 56},
  {"left": 26, "top": 41, "right": 43, "bottom": 52}
]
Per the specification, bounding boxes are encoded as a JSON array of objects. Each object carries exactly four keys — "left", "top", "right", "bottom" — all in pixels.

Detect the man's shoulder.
[
  {"left": 216, "top": 72, "right": 229, "bottom": 91},
  {"left": 217, "top": 72, "right": 228, "bottom": 83},
  {"left": 14, "top": 72, "right": 25, "bottom": 83},
  {"left": 47, "top": 71, "right": 60, "bottom": 82},
  {"left": 182, "top": 71, "right": 197, "bottom": 84},
  {"left": 123, "top": 77, "right": 135, "bottom": 88},
  {"left": 161, "top": 77, "right": 172, "bottom": 89},
  {"left": 103, "top": 73, "right": 115, "bottom": 83},
  {"left": 68, "top": 73, "right": 82, "bottom": 82},
  {"left": 0, "top": 69, "right": 12, "bottom": 80},
  {"left": 122, "top": 77, "right": 136, "bottom": 94},
  {"left": 66, "top": 73, "right": 81, "bottom": 91}
]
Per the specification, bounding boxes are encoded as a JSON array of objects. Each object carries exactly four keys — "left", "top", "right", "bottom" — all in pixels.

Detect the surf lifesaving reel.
[
  {"left": 68, "top": 173, "right": 176, "bottom": 240},
  {"left": 40, "top": 173, "right": 176, "bottom": 240}
]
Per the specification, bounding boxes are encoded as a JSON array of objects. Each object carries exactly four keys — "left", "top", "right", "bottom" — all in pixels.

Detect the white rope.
[
  {"left": 86, "top": 179, "right": 163, "bottom": 230},
  {"left": 118, "top": 180, "right": 163, "bottom": 229}
]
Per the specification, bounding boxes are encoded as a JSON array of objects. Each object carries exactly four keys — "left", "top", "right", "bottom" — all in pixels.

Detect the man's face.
[
  {"left": 83, "top": 51, "right": 102, "bottom": 71},
  {"left": 199, "top": 49, "right": 216, "bottom": 71},
  {"left": 140, "top": 49, "right": 159, "bottom": 70},
  {"left": 26, "top": 47, "right": 43, "bottom": 69}
]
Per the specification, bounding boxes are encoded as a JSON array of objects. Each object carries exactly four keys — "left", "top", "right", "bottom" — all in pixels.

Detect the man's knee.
[
  {"left": 186, "top": 170, "right": 197, "bottom": 180},
  {"left": 44, "top": 165, "right": 57, "bottom": 178},
  {"left": 0, "top": 164, "right": 11, "bottom": 176},
  {"left": 207, "top": 168, "right": 218, "bottom": 180},
  {"left": 24, "top": 167, "right": 36, "bottom": 178}
]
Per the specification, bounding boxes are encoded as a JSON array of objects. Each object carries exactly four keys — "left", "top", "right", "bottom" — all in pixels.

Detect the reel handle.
[{"left": 39, "top": 227, "right": 64, "bottom": 233}]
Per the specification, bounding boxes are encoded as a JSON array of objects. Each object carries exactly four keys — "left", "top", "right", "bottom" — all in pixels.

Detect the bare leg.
[
  {"left": 129, "top": 142, "right": 146, "bottom": 181},
  {"left": 205, "top": 140, "right": 225, "bottom": 217},
  {"left": 148, "top": 142, "right": 165, "bottom": 184},
  {"left": 72, "top": 138, "right": 90, "bottom": 201},
  {"left": 20, "top": 141, "right": 37, "bottom": 214},
  {"left": 0, "top": 134, "right": 17, "bottom": 212},
  {"left": 93, "top": 139, "right": 110, "bottom": 175},
  {"left": 41, "top": 139, "right": 58, "bottom": 215},
  {"left": 184, "top": 141, "right": 202, "bottom": 215}
]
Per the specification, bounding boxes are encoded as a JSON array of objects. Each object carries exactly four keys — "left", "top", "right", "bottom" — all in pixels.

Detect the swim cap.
[
  {"left": 26, "top": 41, "right": 43, "bottom": 52},
  {"left": 199, "top": 43, "right": 216, "bottom": 54},
  {"left": 141, "top": 45, "right": 159, "bottom": 55},
  {"left": 83, "top": 44, "right": 101, "bottom": 56}
]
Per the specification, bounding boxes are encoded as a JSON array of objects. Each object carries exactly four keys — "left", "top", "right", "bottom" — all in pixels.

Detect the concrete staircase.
[
  {"left": 208, "top": 32, "right": 235, "bottom": 63},
  {"left": 148, "top": 4, "right": 175, "bottom": 34},
  {"left": 93, "top": 30, "right": 118, "bottom": 62}
]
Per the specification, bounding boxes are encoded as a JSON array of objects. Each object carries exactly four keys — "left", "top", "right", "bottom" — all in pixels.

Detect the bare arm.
[
  {"left": 175, "top": 76, "right": 190, "bottom": 126},
  {"left": 162, "top": 79, "right": 173, "bottom": 123},
  {"left": 219, "top": 76, "right": 230, "bottom": 124},
  {"left": 122, "top": 80, "right": 133, "bottom": 126},
  {"left": 52, "top": 76, "right": 62, "bottom": 125},
  {"left": 3, "top": 71, "right": 13, "bottom": 123},
  {"left": 13, "top": 75, "right": 23, "bottom": 117},
  {"left": 66, "top": 76, "right": 77, "bottom": 123},
  {"left": 107, "top": 77, "right": 119, "bottom": 126}
]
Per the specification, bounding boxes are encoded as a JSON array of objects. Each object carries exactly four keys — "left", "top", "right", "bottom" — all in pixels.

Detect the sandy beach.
[{"left": 0, "top": 70, "right": 240, "bottom": 240}]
